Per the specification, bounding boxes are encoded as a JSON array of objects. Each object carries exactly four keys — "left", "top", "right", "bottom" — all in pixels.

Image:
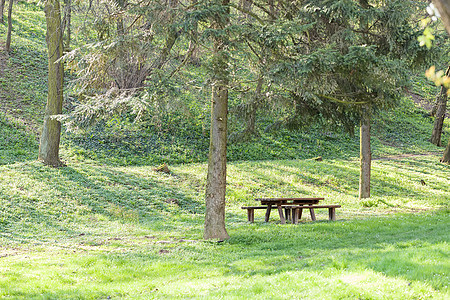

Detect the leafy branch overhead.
[{"left": 62, "top": 0, "right": 436, "bottom": 136}]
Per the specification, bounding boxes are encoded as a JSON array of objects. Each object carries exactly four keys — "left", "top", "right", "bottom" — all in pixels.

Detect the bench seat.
[
  {"left": 281, "top": 205, "right": 341, "bottom": 223},
  {"left": 241, "top": 206, "right": 275, "bottom": 223},
  {"left": 241, "top": 204, "right": 341, "bottom": 223}
]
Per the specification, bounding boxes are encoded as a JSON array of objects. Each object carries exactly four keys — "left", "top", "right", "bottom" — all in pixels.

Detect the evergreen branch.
[
  {"left": 169, "top": 43, "right": 197, "bottom": 79},
  {"left": 245, "top": 41, "right": 261, "bottom": 61},
  {"left": 316, "top": 94, "right": 368, "bottom": 105},
  {"left": 127, "top": 15, "right": 143, "bottom": 31},
  {"left": 251, "top": 1, "right": 278, "bottom": 20},
  {"left": 228, "top": 2, "right": 265, "bottom": 25}
]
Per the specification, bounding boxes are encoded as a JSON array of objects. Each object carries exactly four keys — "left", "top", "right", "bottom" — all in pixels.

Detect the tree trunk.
[
  {"left": 442, "top": 137, "right": 450, "bottom": 163},
  {"left": 116, "top": 0, "right": 126, "bottom": 35},
  {"left": 63, "top": 0, "right": 71, "bottom": 51},
  {"left": 431, "top": 66, "right": 450, "bottom": 146},
  {"left": 5, "top": 0, "right": 13, "bottom": 52},
  {"left": 0, "top": 0, "right": 6, "bottom": 24},
  {"left": 245, "top": 76, "right": 263, "bottom": 135},
  {"left": 359, "top": 105, "right": 371, "bottom": 199},
  {"left": 38, "top": 0, "right": 64, "bottom": 167},
  {"left": 204, "top": 0, "right": 230, "bottom": 241},
  {"left": 432, "top": 1, "right": 450, "bottom": 35}
]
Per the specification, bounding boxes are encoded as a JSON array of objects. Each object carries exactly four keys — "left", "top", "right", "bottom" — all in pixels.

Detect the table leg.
[
  {"left": 328, "top": 208, "right": 336, "bottom": 221},
  {"left": 247, "top": 208, "right": 254, "bottom": 223},
  {"left": 277, "top": 205, "right": 286, "bottom": 224},
  {"left": 264, "top": 206, "right": 271, "bottom": 222},
  {"left": 285, "top": 207, "right": 291, "bottom": 222},
  {"left": 298, "top": 208, "right": 303, "bottom": 220},
  {"left": 293, "top": 208, "right": 299, "bottom": 224},
  {"left": 309, "top": 207, "right": 316, "bottom": 221}
]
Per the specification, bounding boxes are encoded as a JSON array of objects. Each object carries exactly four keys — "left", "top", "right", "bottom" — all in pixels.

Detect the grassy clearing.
[
  {"left": 0, "top": 155, "right": 449, "bottom": 299},
  {"left": 0, "top": 2, "right": 449, "bottom": 299},
  {"left": 1, "top": 212, "right": 448, "bottom": 299}
]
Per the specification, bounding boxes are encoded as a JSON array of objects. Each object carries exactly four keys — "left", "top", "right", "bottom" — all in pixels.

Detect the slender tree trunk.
[
  {"left": 116, "top": 0, "right": 125, "bottom": 35},
  {"left": 442, "top": 137, "right": 450, "bottom": 163},
  {"left": 187, "top": 11, "right": 199, "bottom": 65},
  {"left": 5, "top": 0, "right": 13, "bottom": 52},
  {"left": 204, "top": 0, "right": 230, "bottom": 241},
  {"left": 0, "top": 0, "right": 6, "bottom": 24},
  {"left": 359, "top": 104, "right": 371, "bottom": 199},
  {"left": 431, "top": 66, "right": 450, "bottom": 146},
  {"left": 63, "top": 0, "right": 71, "bottom": 51},
  {"left": 245, "top": 76, "right": 263, "bottom": 135},
  {"left": 39, "top": 0, "right": 64, "bottom": 167}
]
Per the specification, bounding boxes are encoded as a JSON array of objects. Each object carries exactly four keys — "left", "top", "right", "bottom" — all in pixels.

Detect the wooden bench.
[
  {"left": 282, "top": 204, "right": 341, "bottom": 224},
  {"left": 241, "top": 206, "right": 275, "bottom": 223},
  {"left": 241, "top": 204, "right": 341, "bottom": 224}
]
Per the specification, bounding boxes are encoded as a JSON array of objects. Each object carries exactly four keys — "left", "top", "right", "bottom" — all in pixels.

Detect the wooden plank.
[
  {"left": 281, "top": 205, "right": 341, "bottom": 209},
  {"left": 256, "top": 197, "right": 324, "bottom": 201},
  {"left": 241, "top": 206, "right": 274, "bottom": 209}
]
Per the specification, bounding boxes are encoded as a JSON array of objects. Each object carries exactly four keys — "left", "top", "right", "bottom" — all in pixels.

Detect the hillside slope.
[{"left": 0, "top": 1, "right": 449, "bottom": 167}]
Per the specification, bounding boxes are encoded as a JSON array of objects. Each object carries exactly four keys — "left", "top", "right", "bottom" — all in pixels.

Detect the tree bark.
[
  {"left": 431, "top": 66, "right": 449, "bottom": 146},
  {"left": 431, "top": 86, "right": 448, "bottom": 146},
  {"left": 432, "top": 1, "right": 450, "bottom": 35},
  {"left": 5, "top": 0, "right": 13, "bottom": 52},
  {"left": 204, "top": 0, "right": 230, "bottom": 241},
  {"left": 38, "top": 0, "right": 64, "bottom": 167},
  {"left": 359, "top": 104, "right": 371, "bottom": 199},
  {"left": 248, "top": 77, "right": 263, "bottom": 133},
  {"left": 63, "top": 0, "right": 71, "bottom": 51},
  {"left": 442, "top": 137, "right": 450, "bottom": 163},
  {"left": 0, "top": 0, "right": 6, "bottom": 24}
]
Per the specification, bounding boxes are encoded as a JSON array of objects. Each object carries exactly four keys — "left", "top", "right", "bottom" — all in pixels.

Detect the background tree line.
[{"left": 2, "top": 0, "right": 449, "bottom": 239}]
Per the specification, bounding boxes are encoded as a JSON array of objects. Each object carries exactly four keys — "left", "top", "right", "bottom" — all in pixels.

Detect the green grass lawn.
[
  {"left": 0, "top": 155, "right": 448, "bottom": 299},
  {"left": 0, "top": 2, "right": 449, "bottom": 299}
]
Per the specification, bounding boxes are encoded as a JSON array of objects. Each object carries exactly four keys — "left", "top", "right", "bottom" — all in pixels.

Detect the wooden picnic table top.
[
  {"left": 255, "top": 197, "right": 324, "bottom": 205},
  {"left": 256, "top": 197, "right": 324, "bottom": 201}
]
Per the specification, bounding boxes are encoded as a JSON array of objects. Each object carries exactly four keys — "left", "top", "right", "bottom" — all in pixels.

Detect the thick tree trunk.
[
  {"left": 0, "top": 0, "right": 6, "bottom": 24},
  {"left": 359, "top": 105, "right": 371, "bottom": 199},
  {"left": 431, "top": 66, "right": 450, "bottom": 146},
  {"left": 5, "top": 0, "right": 13, "bottom": 52},
  {"left": 204, "top": 0, "right": 230, "bottom": 241},
  {"left": 442, "top": 138, "right": 450, "bottom": 163},
  {"left": 39, "top": 0, "right": 64, "bottom": 167}
]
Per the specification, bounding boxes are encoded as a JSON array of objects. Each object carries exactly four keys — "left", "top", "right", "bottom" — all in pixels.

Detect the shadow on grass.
[
  {"left": 0, "top": 161, "right": 205, "bottom": 244},
  {"left": 223, "top": 212, "right": 449, "bottom": 290},
  {"left": 0, "top": 113, "right": 38, "bottom": 165}
]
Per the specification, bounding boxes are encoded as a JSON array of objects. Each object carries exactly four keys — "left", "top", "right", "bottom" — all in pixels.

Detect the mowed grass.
[
  {"left": 0, "top": 154, "right": 449, "bottom": 299},
  {"left": 0, "top": 1, "right": 449, "bottom": 299}
]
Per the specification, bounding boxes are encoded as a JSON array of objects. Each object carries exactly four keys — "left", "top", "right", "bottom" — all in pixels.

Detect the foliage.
[{"left": 0, "top": 2, "right": 449, "bottom": 297}]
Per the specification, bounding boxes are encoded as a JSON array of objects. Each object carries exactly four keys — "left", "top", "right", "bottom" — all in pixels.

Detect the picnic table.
[{"left": 241, "top": 197, "right": 341, "bottom": 224}]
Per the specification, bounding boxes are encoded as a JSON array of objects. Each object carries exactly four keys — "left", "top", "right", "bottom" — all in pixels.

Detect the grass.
[
  {"left": 0, "top": 2, "right": 449, "bottom": 299},
  {"left": 0, "top": 155, "right": 449, "bottom": 299}
]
